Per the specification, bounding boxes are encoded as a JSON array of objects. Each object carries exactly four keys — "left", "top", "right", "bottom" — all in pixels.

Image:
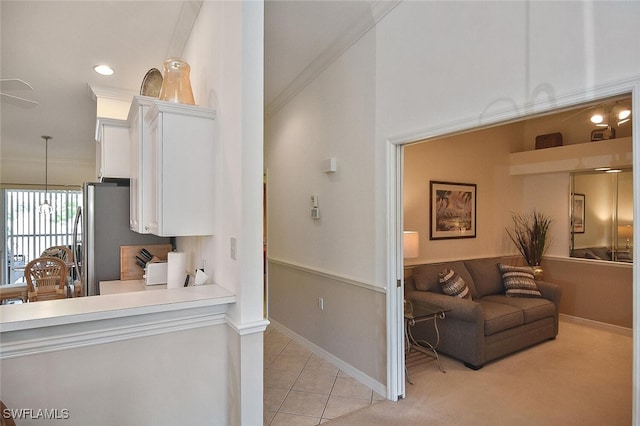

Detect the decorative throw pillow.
[
  {"left": 438, "top": 268, "right": 471, "bottom": 299},
  {"left": 498, "top": 264, "right": 542, "bottom": 298}
]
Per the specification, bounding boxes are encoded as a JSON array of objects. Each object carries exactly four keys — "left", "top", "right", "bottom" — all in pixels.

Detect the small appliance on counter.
[{"left": 144, "top": 262, "right": 168, "bottom": 286}]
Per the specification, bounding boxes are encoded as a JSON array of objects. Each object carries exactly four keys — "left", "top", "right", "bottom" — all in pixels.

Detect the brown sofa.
[{"left": 405, "top": 257, "right": 561, "bottom": 369}]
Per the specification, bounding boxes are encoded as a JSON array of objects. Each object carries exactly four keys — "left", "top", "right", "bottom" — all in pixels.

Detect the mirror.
[{"left": 570, "top": 168, "right": 633, "bottom": 263}]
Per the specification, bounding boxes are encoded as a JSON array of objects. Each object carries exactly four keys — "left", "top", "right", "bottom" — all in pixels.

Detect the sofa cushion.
[
  {"left": 464, "top": 257, "right": 503, "bottom": 298},
  {"left": 413, "top": 261, "right": 477, "bottom": 297},
  {"left": 478, "top": 300, "right": 524, "bottom": 335},
  {"left": 483, "top": 295, "right": 556, "bottom": 324},
  {"left": 498, "top": 264, "right": 542, "bottom": 298},
  {"left": 438, "top": 268, "right": 471, "bottom": 299}
]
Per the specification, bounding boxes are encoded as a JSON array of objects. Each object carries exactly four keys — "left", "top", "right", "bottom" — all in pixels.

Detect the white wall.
[
  {"left": 1, "top": 311, "right": 230, "bottom": 426},
  {"left": 266, "top": 27, "right": 388, "bottom": 389},
  {"left": 1, "top": 157, "right": 94, "bottom": 187},
  {"left": 266, "top": 0, "right": 640, "bottom": 395},
  {"left": 177, "top": 2, "right": 266, "bottom": 425},
  {"left": 266, "top": 29, "right": 377, "bottom": 283}
]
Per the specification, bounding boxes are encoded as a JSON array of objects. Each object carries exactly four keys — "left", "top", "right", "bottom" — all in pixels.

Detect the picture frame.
[
  {"left": 430, "top": 181, "right": 477, "bottom": 240},
  {"left": 572, "top": 193, "right": 585, "bottom": 233}
]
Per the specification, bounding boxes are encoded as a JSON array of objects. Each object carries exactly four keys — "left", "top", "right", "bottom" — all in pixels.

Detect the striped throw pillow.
[
  {"left": 498, "top": 264, "right": 542, "bottom": 298},
  {"left": 438, "top": 268, "right": 471, "bottom": 299}
]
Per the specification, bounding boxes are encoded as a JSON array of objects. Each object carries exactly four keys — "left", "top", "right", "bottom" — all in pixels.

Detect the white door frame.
[{"left": 385, "top": 77, "right": 640, "bottom": 419}]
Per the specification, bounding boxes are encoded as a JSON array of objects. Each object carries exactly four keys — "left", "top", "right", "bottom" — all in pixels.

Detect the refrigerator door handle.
[{"left": 72, "top": 206, "right": 83, "bottom": 293}]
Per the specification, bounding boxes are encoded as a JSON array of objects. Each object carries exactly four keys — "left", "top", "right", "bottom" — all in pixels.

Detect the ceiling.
[
  {"left": 0, "top": 0, "right": 378, "bottom": 175},
  {"left": 1, "top": 1, "right": 630, "bottom": 180}
]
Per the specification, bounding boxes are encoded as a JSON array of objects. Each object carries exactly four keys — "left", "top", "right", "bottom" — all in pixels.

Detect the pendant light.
[{"left": 39, "top": 135, "right": 54, "bottom": 215}]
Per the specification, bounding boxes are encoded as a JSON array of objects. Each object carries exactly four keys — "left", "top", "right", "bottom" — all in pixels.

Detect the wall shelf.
[{"left": 509, "top": 137, "right": 632, "bottom": 175}]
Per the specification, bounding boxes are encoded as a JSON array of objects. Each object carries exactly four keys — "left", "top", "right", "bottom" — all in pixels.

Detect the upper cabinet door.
[
  {"left": 95, "top": 117, "right": 130, "bottom": 181},
  {"left": 128, "top": 96, "right": 156, "bottom": 233},
  {"left": 144, "top": 100, "right": 216, "bottom": 237}
]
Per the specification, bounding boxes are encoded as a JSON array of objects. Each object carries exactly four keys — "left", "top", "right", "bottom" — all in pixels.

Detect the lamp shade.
[
  {"left": 403, "top": 231, "right": 419, "bottom": 259},
  {"left": 618, "top": 224, "right": 633, "bottom": 240}
]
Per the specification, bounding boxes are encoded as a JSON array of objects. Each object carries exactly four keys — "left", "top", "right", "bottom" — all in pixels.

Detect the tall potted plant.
[{"left": 505, "top": 209, "right": 553, "bottom": 278}]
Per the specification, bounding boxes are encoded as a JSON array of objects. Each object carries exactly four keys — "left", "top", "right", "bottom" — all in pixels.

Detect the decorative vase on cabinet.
[{"left": 158, "top": 58, "right": 195, "bottom": 105}]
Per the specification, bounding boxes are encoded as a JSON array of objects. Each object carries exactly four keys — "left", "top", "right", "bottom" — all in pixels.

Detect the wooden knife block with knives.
[{"left": 120, "top": 244, "right": 173, "bottom": 281}]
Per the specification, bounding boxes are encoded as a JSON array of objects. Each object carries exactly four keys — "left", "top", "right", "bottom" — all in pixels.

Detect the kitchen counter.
[
  {"left": 100, "top": 279, "right": 167, "bottom": 295},
  {"left": 0, "top": 283, "right": 236, "bottom": 335}
]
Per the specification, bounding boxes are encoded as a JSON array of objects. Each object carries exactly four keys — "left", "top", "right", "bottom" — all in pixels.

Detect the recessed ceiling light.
[
  {"left": 94, "top": 65, "right": 114, "bottom": 76},
  {"left": 590, "top": 113, "right": 604, "bottom": 124},
  {"left": 618, "top": 109, "right": 631, "bottom": 120}
]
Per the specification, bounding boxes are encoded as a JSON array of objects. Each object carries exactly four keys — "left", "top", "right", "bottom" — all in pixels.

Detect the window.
[{"left": 3, "top": 188, "right": 82, "bottom": 283}]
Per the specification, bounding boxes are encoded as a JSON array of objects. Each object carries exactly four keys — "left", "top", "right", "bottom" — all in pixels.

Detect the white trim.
[
  {"left": 267, "top": 257, "right": 385, "bottom": 294},
  {"left": 269, "top": 319, "right": 386, "bottom": 398},
  {"left": 1, "top": 309, "right": 226, "bottom": 359},
  {"left": 544, "top": 254, "right": 633, "bottom": 268},
  {"left": 226, "top": 318, "right": 270, "bottom": 336},
  {"left": 631, "top": 80, "right": 640, "bottom": 426},
  {"left": 559, "top": 314, "right": 632, "bottom": 337},
  {"left": 87, "top": 84, "right": 135, "bottom": 103},
  {"left": 387, "top": 75, "right": 640, "bottom": 147},
  {"left": 385, "top": 142, "right": 404, "bottom": 401}
]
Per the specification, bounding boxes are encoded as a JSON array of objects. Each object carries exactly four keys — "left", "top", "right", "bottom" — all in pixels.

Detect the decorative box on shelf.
[{"left": 535, "top": 132, "right": 563, "bottom": 149}]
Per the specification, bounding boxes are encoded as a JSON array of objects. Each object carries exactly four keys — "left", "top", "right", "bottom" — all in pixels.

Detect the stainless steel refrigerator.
[{"left": 73, "top": 181, "right": 171, "bottom": 296}]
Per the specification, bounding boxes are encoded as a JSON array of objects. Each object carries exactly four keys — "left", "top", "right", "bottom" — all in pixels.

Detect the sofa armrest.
[
  {"left": 405, "top": 290, "right": 483, "bottom": 322},
  {"left": 536, "top": 280, "right": 561, "bottom": 307}
]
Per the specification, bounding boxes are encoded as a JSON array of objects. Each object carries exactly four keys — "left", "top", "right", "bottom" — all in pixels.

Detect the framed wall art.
[
  {"left": 430, "top": 181, "right": 477, "bottom": 240},
  {"left": 572, "top": 193, "right": 585, "bottom": 233}
]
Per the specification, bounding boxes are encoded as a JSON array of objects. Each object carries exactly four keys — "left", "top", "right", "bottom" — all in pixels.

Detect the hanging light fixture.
[{"left": 39, "top": 135, "right": 54, "bottom": 215}]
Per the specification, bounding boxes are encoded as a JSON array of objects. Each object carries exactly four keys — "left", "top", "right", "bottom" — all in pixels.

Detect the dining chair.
[
  {"left": 41, "top": 245, "right": 73, "bottom": 262},
  {"left": 40, "top": 245, "right": 82, "bottom": 297},
  {"left": 24, "top": 257, "right": 68, "bottom": 302},
  {"left": 0, "top": 400, "right": 16, "bottom": 426}
]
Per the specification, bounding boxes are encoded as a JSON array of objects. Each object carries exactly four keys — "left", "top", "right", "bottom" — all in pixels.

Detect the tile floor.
[{"left": 263, "top": 326, "right": 385, "bottom": 425}]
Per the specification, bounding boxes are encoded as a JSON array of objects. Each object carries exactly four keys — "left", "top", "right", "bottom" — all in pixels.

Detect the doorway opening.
[{"left": 390, "top": 86, "right": 637, "bottom": 403}]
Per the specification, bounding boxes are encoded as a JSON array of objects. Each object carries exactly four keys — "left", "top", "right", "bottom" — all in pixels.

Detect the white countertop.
[
  {"left": 0, "top": 283, "right": 236, "bottom": 333},
  {"left": 100, "top": 279, "right": 167, "bottom": 295}
]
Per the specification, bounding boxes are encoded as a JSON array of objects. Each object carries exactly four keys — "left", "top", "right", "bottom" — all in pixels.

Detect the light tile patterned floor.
[{"left": 264, "top": 326, "right": 385, "bottom": 425}]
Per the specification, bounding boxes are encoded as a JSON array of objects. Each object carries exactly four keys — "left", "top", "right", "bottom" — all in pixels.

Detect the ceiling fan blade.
[
  {"left": 0, "top": 92, "right": 38, "bottom": 107},
  {"left": 0, "top": 78, "right": 34, "bottom": 91}
]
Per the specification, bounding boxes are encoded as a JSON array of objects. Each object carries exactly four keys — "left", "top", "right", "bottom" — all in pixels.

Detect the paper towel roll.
[{"left": 167, "top": 251, "right": 187, "bottom": 289}]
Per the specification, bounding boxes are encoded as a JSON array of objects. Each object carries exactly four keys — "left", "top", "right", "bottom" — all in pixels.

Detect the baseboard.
[
  {"left": 268, "top": 319, "right": 387, "bottom": 398},
  {"left": 559, "top": 314, "right": 632, "bottom": 337}
]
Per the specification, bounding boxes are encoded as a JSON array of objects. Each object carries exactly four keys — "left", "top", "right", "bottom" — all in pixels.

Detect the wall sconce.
[
  {"left": 618, "top": 224, "right": 633, "bottom": 249},
  {"left": 403, "top": 231, "right": 419, "bottom": 259},
  {"left": 617, "top": 109, "right": 631, "bottom": 126}
]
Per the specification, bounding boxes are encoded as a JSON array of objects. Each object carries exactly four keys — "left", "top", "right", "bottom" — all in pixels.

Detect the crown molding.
[
  {"left": 87, "top": 83, "right": 136, "bottom": 103},
  {"left": 265, "top": 0, "right": 402, "bottom": 118}
]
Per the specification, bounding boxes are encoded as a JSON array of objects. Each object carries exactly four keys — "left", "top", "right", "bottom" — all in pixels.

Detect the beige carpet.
[{"left": 327, "top": 320, "right": 632, "bottom": 425}]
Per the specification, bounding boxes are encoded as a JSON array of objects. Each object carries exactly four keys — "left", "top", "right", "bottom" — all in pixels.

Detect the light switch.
[{"left": 230, "top": 237, "right": 237, "bottom": 260}]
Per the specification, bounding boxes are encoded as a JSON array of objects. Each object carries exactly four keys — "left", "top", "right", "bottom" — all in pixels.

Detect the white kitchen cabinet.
[
  {"left": 146, "top": 100, "right": 216, "bottom": 236},
  {"left": 95, "top": 117, "right": 129, "bottom": 180},
  {"left": 127, "top": 96, "right": 156, "bottom": 233}
]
